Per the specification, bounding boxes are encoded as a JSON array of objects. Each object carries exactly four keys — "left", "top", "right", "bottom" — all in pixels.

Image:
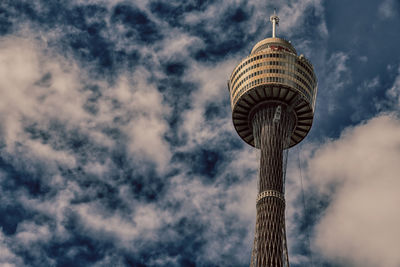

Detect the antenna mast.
[{"left": 270, "top": 9, "right": 280, "bottom": 38}]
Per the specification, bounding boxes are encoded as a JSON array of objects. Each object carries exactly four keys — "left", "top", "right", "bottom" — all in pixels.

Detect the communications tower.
[{"left": 227, "top": 12, "right": 317, "bottom": 266}]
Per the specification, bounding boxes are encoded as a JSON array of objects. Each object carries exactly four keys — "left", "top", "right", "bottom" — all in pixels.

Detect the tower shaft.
[{"left": 251, "top": 104, "right": 294, "bottom": 267}]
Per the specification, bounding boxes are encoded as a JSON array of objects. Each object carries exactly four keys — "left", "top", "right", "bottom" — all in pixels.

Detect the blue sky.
[{"left": 0, "top": 0, "right": 399, "bottom": 266}]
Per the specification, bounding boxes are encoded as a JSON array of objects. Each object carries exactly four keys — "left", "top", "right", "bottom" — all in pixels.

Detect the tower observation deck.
[{"left": 228, "top": 12, "right": 317, "bottom": 266}]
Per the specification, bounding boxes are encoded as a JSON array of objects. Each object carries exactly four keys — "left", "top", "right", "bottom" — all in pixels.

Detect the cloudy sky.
[{"left": 0, "top": 0, "right": 399, "bottom": 266}]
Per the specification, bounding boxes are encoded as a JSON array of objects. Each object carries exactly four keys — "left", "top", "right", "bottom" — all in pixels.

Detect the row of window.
[
  {"left": 231, "top": 61, "right": 286, "bottom": 89},
  {"left": 296, "top": 59, "right": 315, "bottom": 80},
  {"left": 231, "top": 53, "right": 287, "bottom": 79},
  {"left": 296, "top": 67, "right": 314, "bottom": 85},
  {"left": 231, "top": 76, "right": 313, "bottom": 107},
  {"left": 231, "top": 60, "right": 315, "bottom": 90},
  {"left": 231, "top": 53, "right": 315, "bottom": 84},
  {"left": 232, "top": 68, "right": 313, "bottom": 96}
]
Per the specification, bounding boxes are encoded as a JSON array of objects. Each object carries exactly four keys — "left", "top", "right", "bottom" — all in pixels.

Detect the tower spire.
[{"left": 270, "top": 9, "right": 279, "bottom": 38}]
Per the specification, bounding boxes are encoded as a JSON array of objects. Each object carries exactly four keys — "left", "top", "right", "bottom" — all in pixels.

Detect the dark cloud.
[
  {"left": 111, "top": 3, "right": 161, "bottom": 44},
  {"left": 149, "top": 0, "right": 213, "bottom": 27},
  {"left": 163, "top": 61, "right": 186, "bottom": 77},
  {"left": 0, "top": 203, "right": 32, "bottom": 235},
  {"left": 0, "top": 5, "right": 13, "bottom": 35}
]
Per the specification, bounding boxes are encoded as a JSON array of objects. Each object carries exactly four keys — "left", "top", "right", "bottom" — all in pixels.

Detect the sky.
[{"left": 0, "top": 0, "right": 399, "bottom": 266}]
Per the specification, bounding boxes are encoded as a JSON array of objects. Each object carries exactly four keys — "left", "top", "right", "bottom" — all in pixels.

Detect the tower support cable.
[{"left": 297, "top": 146, "right": 314, "bottom": 267}]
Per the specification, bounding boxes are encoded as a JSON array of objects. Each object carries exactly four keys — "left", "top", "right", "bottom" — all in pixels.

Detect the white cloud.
[
  {"left": 15, "top": 222, "right": 51, "bottom": 245},
  {"left": 75, "top": 201, "right": 162, "bottom": 244},
  {"left": 179, "top": 58, "right": 238, "bottom": 149},
  {"left": 182, "top": 0, "right": 327, "bottom": 41},
  {"left": 278, "top": 0, "right": 325, "bottom": 35},
  {"left": 165, "top": 170, "right": 255, "bottom": 264},
  {"left": 0, "top": 231, "right": 25, "bottom": 267},
  {"left": 156, "top": 30, "right": 204, "bottom": 61},
  {"left": 321, "top": 51, "right": 351, "bottom": 113},
  {"left": 16, "top": 179, "right": 165, "bottom": 250},
  {"left": 0, "top": 37, "right": 84, "bottom": 148},
  {"left": 358, "top": 55, "right": 368, "bottom": 63},
  {"left": 304, "top": 114, "right": 400, "bottom": 267},
  {"left": 328, "top": 52, "right": 350, "bottom": 86},
  {"left": 386, "top": 66, "right": 400, "bottom": 109},
  {"left": 18, "top": 180, "right": 81, "bottom": 239},
  {"left": 0, "top": 33, "right": 173, "bottom": 175},
  {"left": 348, "top": 76, "right": 381, "bottom": 122},
  {"left": 379, "top": 0, "right": 396, "bottom": 19},
  {"left": 111, "top": 72, "right": 172, "bottom": 172}
]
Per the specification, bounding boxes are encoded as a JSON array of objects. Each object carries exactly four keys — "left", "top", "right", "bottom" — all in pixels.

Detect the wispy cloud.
[
  {"left": 379, "top": 0, "right": 397, "bottom": 19},
  {"left": 386, "top": 66, "right": 400, "bottom": 109}
]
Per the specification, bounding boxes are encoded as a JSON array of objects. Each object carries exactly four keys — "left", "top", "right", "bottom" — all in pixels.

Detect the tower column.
[{"left": 251, "top": 104, "right": 295, "bottom": 267}]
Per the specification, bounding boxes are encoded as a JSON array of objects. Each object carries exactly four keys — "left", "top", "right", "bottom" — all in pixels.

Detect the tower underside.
[{"left": 251, "top": 104, "right": 295, "bottom": 267}]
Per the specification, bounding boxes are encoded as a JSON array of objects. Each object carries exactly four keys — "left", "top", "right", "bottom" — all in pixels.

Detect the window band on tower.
[{"left": 256, "top": 190, "right": 285, "bottom": 204}]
